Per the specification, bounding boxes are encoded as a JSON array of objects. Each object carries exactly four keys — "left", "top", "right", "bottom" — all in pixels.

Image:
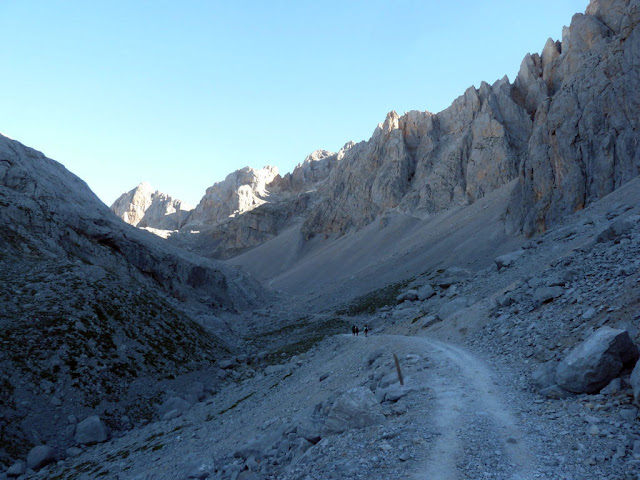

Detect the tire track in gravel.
[{"left": 381, "top": 335, "right": 538, "bottom": 480}]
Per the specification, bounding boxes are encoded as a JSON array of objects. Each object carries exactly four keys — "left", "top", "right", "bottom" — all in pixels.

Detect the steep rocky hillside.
[{"left": 0, "top": 134, "right": 269, "bottom": 467}]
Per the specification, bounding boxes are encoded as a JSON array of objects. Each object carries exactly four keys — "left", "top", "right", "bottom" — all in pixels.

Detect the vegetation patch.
[
  {"left": 270, "top": 316, "right": 350, "bottom": 360},
  {"left": 336, "top": 280, "right": 411, "bottom": 316},
  {"left": 219, "top": 391, "right": 255, "bottom": 415}
]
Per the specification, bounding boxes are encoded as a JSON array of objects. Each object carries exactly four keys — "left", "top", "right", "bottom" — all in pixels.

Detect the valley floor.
[{"left": 32, "top": 329, "right": 638, "bottom": 480}]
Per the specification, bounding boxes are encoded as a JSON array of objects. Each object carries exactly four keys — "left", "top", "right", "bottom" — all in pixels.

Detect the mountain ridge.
[{"left": 112, "top": 0, "right": 640, "bottom": 258}]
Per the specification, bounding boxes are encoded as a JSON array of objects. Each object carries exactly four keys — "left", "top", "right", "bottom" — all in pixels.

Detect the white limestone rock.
[
  {"left": 111, "top": 182, "right": 192, "bottom": 230},
  {"left": 185, "top": 166, "right": 280, "bottom": 228}
]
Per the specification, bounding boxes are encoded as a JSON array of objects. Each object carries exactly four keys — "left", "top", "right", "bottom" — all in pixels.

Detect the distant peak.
[{"left": 135, "top": 182, "right": 154, "bottom": 193}]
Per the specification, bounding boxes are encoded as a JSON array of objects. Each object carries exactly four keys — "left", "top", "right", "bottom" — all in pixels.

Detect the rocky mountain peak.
[
  {"left": 111, "top": 182, "right": 192, "bottom": 230},
  {"left": 184, "top": 165, "right": 280, "bottom": 228}
]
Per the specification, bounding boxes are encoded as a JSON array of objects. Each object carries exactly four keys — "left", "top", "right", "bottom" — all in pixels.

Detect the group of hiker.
[{"left": 351, "top": 324, "right": 369, "bottom": 337}]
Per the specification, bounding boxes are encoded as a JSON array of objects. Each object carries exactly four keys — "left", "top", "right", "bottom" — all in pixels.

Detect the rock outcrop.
[
  {"left": 302, "top": 79, "right": 532, "bottom": 237},
  {"left": 299, "top": 0, "right": 640, "bottom": 239},
  {"left": 185, "top": 166, "right": 280, "bottom": 228},
  {"left": 506, "top": 0, "right": 640, "bottom": 235},
  {"left": 111, "top": 182, "right": 192, "bottom": 230},
  {"left": 157, "top": 146, "right": 348, "bottom": 258}
]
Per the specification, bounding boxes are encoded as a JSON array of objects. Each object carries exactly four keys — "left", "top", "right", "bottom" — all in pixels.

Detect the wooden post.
[{"left": 393, "top": 354, "right": 404, "bottom": 386}]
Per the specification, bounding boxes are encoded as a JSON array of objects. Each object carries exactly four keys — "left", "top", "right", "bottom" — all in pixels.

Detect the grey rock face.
[
  {"left": 303, "top": 87, "right": 531, "bottom": 237},
  {"left": 111, "top": 182, "right": 193, "bottom": 230},
  {"left": 26, "top": 445, "right": 56, "bottom": 471},
  {"left": 507, "top": 0, "right": 640, "bottom": 235},
  {"left": 280, "top": 149, "right": 341, "bottom": 192},
  {"left": 323, "top": 387, "right": 385, "bottom": 435},
  {"left": 166, "top": 146, "right": 346, "bottom": 259},
  {"left": 185, "top": 166, "right": 280, "bottom": 228},
  {"left": 556, "top": 327, "right": 639, "bottom": 393},
  {"left": 75, "top": 415, "right": 108, "bottom": 445}
]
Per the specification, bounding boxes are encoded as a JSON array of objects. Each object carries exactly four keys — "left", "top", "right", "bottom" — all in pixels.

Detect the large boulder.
[
  {"left": 26, "top": 445, "right": 56, "bottom": 471},
  {"left": 75, "top": 415, "right": 108, "bottom": 445},
  {"left": 323, "top": 387, "right": 385, "bottom": 434},
  {"left": 556, "top": 327, "right": 639, "bottom": 393}
]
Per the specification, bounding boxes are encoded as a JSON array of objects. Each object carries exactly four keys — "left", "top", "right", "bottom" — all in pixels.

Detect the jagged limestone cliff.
[
  {"left": 111, "top": 182, "right": 192, "bottom": 230},
  {"left": 115, "top": 0, "right": 640, "bottom": 253}
]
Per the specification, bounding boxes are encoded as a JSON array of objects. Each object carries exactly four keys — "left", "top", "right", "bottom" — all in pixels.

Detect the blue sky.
[{"left": 1, "top": 0, "right": 587, "bottom": 207}]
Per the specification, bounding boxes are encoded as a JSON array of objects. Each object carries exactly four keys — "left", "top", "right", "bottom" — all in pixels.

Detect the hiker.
[
  {"left": 352, "top": 325, "right": 356, "bottom": 336},
  {"left": 364, "top": 325, "right": 369, "bottom": 337},
  {"left": 355, "top": 326, "right": 359, "bottom": 336}
]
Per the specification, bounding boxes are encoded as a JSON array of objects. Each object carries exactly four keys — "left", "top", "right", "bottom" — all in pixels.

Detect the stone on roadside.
[
  {"left": 65, "top": 447, "right": 83, "bottom": 457},
  {"left": 323, "top": 387, "right": 385, "bottom": 435},
  {"left": 540, "top": 384, "right": 574, "bottom": 399},
  {"left": 531, "top": 362, "right": 557, "bottom": 391},
  {"left": 420, "top": 315, "right": 441, "bottom": 329},
  {"left": 5, "top": 460, "right": 26, "bottom": 477},
  {"left": 26, "top": 445, "right": 56, "bottom": 471},
  {"left": 437, "top": 298, "right": 468, "bottom": 320},
  {"left": 182, "top": 461, "right": 216, "bottom": 479},
  {"left": 533, "top": 286, "right": 564, "bottom": 307},
  {"left": 631, "top": 359, "right": 640, "bottom": 402},
  {"left": 556, "top": 327, "right": 639, "bottom": 393},
  {"left": 596, "top": 217, "right": 634, "bottom": 242},
  {"left": 296, "top": 415, "right": 323, "bottom": 445},
  {"left": 600, "top": 378, "right": 621, "bottom": 395},
  {"left": 75, "top": 415, "right": 108, "bottom": 445},
  {"left": 158, "top": 396, "right": 193, "bottom": 419},
  {"left": 436, "top": 267, "right": 471, "bottom": 288},
  {"left": 396, "top": 290, "right": 419, "bottom": 304},
  {"left": 367, "top": 349, "right": 385, "bottom": 366},
  {"left": 376, "top": 384, "right": 411, "bottom": 403},
  {"left": 417, "top": 285, "right": 436, "bottom": 301},
  {"left": 495, "top": 249, "right": 525, "bottom": 270}
]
